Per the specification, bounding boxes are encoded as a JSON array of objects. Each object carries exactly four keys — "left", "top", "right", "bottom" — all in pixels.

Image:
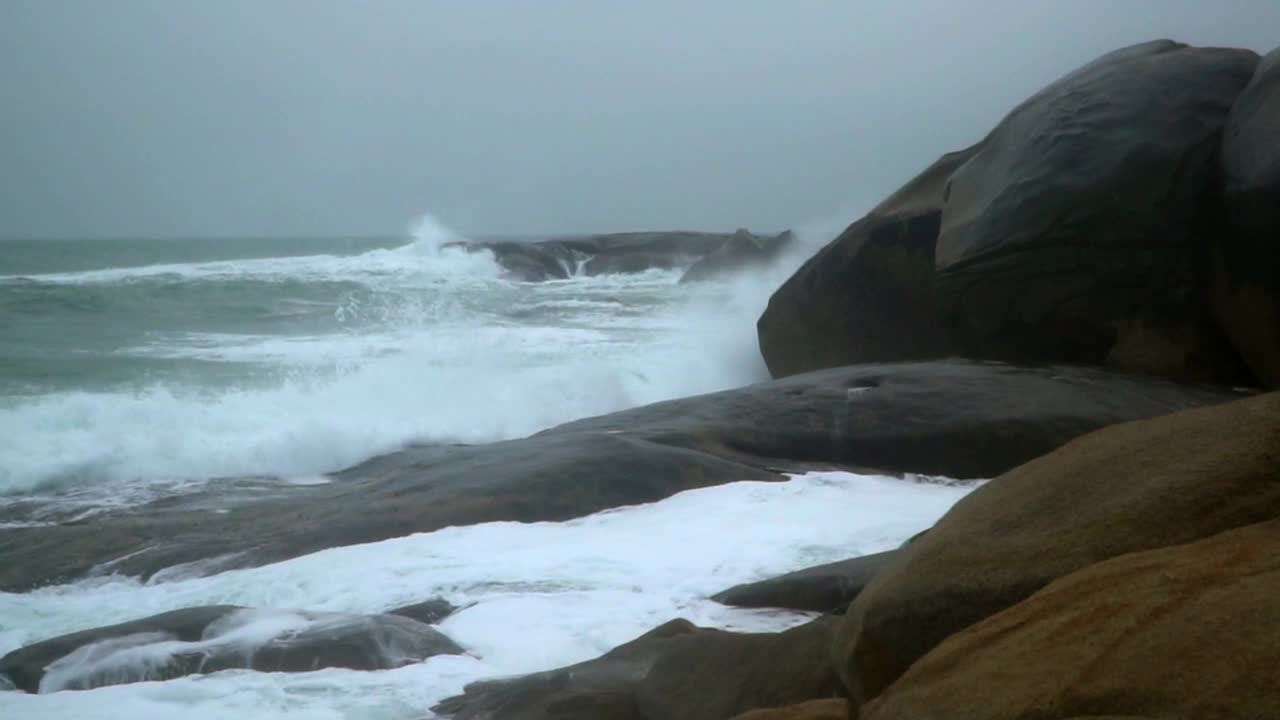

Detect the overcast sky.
[{"left": 2, "top": 1, "right": 1278, "bottom": 239}]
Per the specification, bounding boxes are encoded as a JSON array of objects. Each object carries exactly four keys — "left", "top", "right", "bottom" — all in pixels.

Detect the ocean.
[{"left": 0, "top": 216, "right": 973, "bottom": 718}]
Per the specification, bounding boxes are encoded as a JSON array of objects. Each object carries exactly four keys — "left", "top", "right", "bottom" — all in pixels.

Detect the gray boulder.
[
  {"left": 935, "top": 40, "right": 1259, "bottom": 384},
  {"left": 756, "top": 144, "right": 981, "bottom": 377},
  {"left": 1216, "top": 46, "right": 1280, "bottom": 387}
]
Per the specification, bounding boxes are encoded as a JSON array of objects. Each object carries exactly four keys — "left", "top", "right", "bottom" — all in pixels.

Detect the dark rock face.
[
  {"left": 757, "top": 145, "right": 981, "bottom": 378},
  {"left": 0, "top": 361, "right": 1246, "bottom": 592},
  {"left": 433, "top": 616, "right": 841, "bottom": 720},
  {"left": 679, "top": 229, "right": 795, "bottom": 284},
  {"left": 1216, "top": 47, "right": 1280, "bottom": 387},
  {"left": 934, "top": 40, "right": 1259, "bottom": 384},
  {"left": 711, "top": 550, "right": 897, "bottom": 613},
  {"left": 453, "top": 232, "right": 739, "bottom": 281},
  {"left": 0, "top": 605, "right": 464, "bottom": 693},
  {"left": 835, "top": 391, "right": 1280, "bottom": 708}
]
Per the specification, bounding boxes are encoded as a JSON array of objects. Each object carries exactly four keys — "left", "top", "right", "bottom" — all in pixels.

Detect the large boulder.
[
  {"left": 1216, "top": 47, "right": 1280, "bottom": 387},
  {"left": 711, "top": 550, "right": 897, "bottom": 614},
  {"left": 757, "top": 145, "right": 981, "bottom": 378},
  {"left": 835, "top": 391, "right": 1280, "bottom": 708},
  {"left": 934, "top": 40, "right": 1259, "bottom": 384},
  {"left": 0, "top": 605, "right": 463, "bottom": 693},
  {"left": 680, "top": 229, "right": 795, "bottom": 283},
  {"left": 0, "top": 361, "right": 1246, "bottom": 591},
  {"left": 863, "top": 517, "right": 1280, "bottom": 720},
  {"left": 433, "top": 616, "right": 841, "bottom": 720}
]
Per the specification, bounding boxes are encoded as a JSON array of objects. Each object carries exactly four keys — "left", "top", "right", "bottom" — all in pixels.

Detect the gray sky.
[{"left": 2, "top": 1, "right": 1278, "bottom": 239}]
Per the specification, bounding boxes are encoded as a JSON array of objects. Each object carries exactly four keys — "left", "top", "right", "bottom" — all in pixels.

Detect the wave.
[
  {"left": 0, "top": 212, "right": 846, "bottom": 499},
  {"left": 0, "top": 216, "right": 500, "bottom": 286}
]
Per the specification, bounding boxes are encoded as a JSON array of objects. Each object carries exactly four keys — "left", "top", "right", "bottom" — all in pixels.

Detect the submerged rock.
[
  {"left": 1216, "top": 46, "right": 1280, "bottom": 387},
  {"left": 0, "top": 605, "right": 464, "bottom": 693},
  {"left": 433, "top": 616, "right": 841, "bottom": 720},
  {"left": 835, "top": 391, "right": 1280, "bottom": 707},
  {"left": 711, "top": 550, "right": 897, "bottom": 614},
  {"left": 0, "top": 360, "right": 1248, "bottom": 591},
  {"left": 387, "top": 597, "right": 459, "bottom": 625}
]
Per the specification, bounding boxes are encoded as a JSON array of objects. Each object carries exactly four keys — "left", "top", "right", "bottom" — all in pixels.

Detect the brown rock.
[
  {"left": 731, "top": 698, "right": 851, "bottom": 720},
  {"left": 863, "top": 518, "right": 1280, "bottom": 720},
  {"left": 835, "top": 391, "right": 1280, "bottom": 707}
]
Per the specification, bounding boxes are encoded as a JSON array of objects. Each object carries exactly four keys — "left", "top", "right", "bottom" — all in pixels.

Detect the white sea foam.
[
  {"left": 0, "top": 213, "right": 843, "bottom": 497},
  {"left": 0, "top": 471, "right": 974, "bottom": 718}
]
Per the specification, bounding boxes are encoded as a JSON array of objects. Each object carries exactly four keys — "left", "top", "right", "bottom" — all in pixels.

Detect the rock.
[
  {"left": 433, "top": 616, "right": 841, "bottom": 720},
  {"left": 863, "top": 517, "right": 1280, "bottom": 720},
  {"left": 0, "top": 360, "right": 1246, "bottom": 591},
  {"left": 934, "top": 40, "right": 1259, "bottom": 384},
  {"left": 757, "top": 144, "right": 981, "bottom": 377},
  {"left": 835, "top": 391, "right": 1280, "bottom": 707},
  {"left": 0, "top": 605, "right": 463, "bottom": 693},
  {"left": 731, "top": 699, "right": 851, "bottom": 720},
  {"left": 711, "top": 550, "right": 896, "bottom": 613},
  {"left": 1216, "top": 47, "right": 1280, "bottom": 387},
  {"left": 679, "top": 229, "right": 795, "bottom": 283},
  {"left": 455, "top": 232, "right": 736, "bottom": 281},
  {"left": 387, "top": 597, "right": 458, "bottom": 625}
]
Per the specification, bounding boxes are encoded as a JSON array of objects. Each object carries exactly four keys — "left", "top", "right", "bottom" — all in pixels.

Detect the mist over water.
[{"left": 0, "top": 215, "right": 838, "bottom": 500}]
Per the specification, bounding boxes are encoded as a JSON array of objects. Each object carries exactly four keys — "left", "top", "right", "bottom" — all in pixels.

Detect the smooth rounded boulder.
[
  {"left": 835, "top": 391, "right": 1280, "bottom": 707},
  {"left": 757, "top": 144, "right": 981, "bottom": 378},
  {"left": 1216, "top": 46, "right": 1280, "bottom": 387},
  {"left": 863, "top": 518, "right": 1280, "bottom": 720},
  {"left": 935, "top": 40, "right": 1259, "bottom": 384}
]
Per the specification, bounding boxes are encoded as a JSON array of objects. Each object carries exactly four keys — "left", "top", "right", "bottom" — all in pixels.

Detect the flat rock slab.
[
  {"left": 0, "top": 605, "right": 463, "bottom": 693},
  {"left": 711, "top": 550, "right": 898, "bottom": 614},
  {"left": 0, "top": 360, "right": 1248, "bottom": 591}
]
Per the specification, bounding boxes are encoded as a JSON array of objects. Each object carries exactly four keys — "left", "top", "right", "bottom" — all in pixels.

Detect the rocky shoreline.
[{"left": 4, "top": 37, "right": 1280, "bottom": 720}]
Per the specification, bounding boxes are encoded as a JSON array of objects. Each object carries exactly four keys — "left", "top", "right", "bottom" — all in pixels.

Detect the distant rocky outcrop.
[
  {"left": 0, "top": 360, "right": 1243, "bottom": 592},
  {"left": 759, "top": 40, "right": 1280, "bottom": 388},
  {"left": 679, "top": 229, "right": 795, "bottom": 283},
  {"left": 834, "top": 391, "right": 1280, "bottom": 710},
  {"left": 449, "top": 231, "right": 777, "bottom": 281},
  {"left": 0, "top": 604, "right": 464, "bottom": 693},
  {"left": 1216, "top": 47, "right": 1280, "bottom": 386},
  {"left": 433, "top": 616, "right": 842, "bottom": 720}
]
